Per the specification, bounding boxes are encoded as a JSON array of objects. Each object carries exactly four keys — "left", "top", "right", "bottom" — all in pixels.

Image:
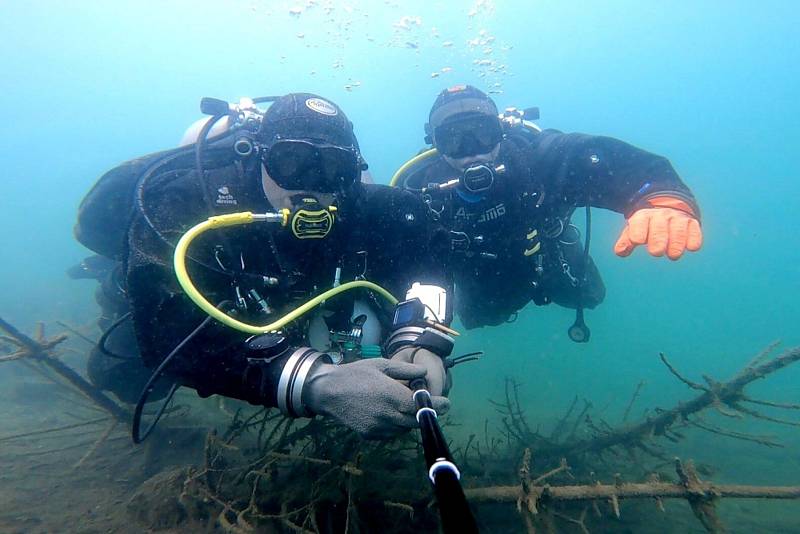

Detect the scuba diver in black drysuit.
[
  {"left": 392, "top": 85, "right": 703, "bottom": 340},
  {"left": 73, "top": 93, "right": 460, "bottom": 441}
]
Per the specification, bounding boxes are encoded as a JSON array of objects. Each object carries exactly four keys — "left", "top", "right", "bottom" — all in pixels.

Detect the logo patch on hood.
[{"left": 305, "top": 98, "right": 338, "bottom": 116}]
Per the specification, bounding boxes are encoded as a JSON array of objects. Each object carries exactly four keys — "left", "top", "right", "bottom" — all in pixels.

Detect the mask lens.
[
  {"left": 318, "top": 146, "right": 360, "bottom": 189},
  {"left": 435, "top": 115, "right": 502, "bottom": 158},
  {"left": 266, "top": 141, "right": 316, "bottom": 189},
  {"left": 266, "top": 141, "right": 359, "bottom": 192}
]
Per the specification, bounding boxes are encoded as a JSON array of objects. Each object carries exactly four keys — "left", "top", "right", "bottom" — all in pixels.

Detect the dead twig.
[
  {"left": 0, "top": 416, "right": 111, "bottom": 443},
  {"left": 72, "top": 419, "right": 119, "bottom": 470},
  {"left": 740, "top": 396, "right": 800, "bottom": 410},
  {"left": 659, "top": 353, "right": 707, "bottom": 391},
  {"left": 532, "top": 458, "right": 571, "bottom": 485},
  {"left": 622, "top": 381, "right": 646, "bottom": 422},
  {"left": 687, "top": 418, "right": 782, "bottom": 448},
  {"left": 744, "top": 339, "right": 781, "bottom": 369},
  {"left": 55, "top": 320, "right": 98, "bottom": 347},
  {"left": 552, "top": 507, "right": 590, "bottom": 534},
  {"left": 0, "top": 316, "right": 128, "bottom": 421}
]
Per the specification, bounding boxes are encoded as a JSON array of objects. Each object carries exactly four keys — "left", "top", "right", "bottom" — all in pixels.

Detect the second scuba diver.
[
  {"left": 74, "top": 92, "right": 458, "bottom": 440},
  {"left": 393, "top": 85, "right": 703, "bottom": 341}
]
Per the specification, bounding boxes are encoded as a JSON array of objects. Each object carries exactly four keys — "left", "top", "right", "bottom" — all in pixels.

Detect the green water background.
[{"left": 1, "top": 0, "right": 798, "bottom": 498}]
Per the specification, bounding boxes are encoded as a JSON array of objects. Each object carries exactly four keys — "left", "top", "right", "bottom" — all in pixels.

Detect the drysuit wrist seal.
[
  {"left": 627, "top": 191, "right": 701, "bottom": 220},
  {"left": 385, "top": 326, "right": 454, "bottom": 359},
  {"left": 413, "top": 328, "right": 454, "bottom": 358},
  {"left": 277, "top": 347, "right": 331, "bottom": 417}
]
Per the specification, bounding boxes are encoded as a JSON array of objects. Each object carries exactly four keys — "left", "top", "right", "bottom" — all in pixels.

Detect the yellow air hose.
[
  {"left": 389, "top": 148, "right": 438, "bottom": 187},
  {"left": 173, "top": 211, "right": 399, "bottom": 334}
]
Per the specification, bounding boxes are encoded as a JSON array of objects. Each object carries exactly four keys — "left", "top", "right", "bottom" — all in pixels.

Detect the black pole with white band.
[{"left": 411, "top": 380, "right": 479, "bottom": 533}]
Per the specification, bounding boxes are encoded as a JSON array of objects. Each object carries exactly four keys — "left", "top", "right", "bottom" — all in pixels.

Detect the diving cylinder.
[{"left": 179, "top": 115, "right": 233, "bottom": 147}]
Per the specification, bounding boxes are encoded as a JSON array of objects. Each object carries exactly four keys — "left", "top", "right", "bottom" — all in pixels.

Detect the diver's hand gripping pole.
[{"left": 411, "top": 378, "right": 478, "bottom": 534}]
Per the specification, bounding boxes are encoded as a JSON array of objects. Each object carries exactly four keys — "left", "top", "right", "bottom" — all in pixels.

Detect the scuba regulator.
[
  {"left": 280, "top": 196, "right": 337, "bottom": 240},
  {"left": 420, "top": 162, "right": 507, "bottom": 197},
  {"left": 197, "top": 96, "right": 272, "bottom": 158}
]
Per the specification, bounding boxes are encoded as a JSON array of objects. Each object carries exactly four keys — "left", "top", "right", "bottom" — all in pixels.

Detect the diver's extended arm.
[
  {"left": 528, "top": 131, "right": 699, "bottom": 215},
  {"left": 529, "top": 131, "right": 703, "bottom": 259}
]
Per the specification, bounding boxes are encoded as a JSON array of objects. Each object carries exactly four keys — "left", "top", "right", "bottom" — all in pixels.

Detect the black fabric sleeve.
[{"left": 526, "top": 130, "right": 699, "bottom": 218}]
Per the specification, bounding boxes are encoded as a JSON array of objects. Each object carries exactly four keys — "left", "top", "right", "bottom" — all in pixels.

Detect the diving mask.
[
  {"left": 264, "top": 139, "right": 361, "bottom": 193},
  {"left": 434, "top": 114, "right": 503, "bottom": 159}
]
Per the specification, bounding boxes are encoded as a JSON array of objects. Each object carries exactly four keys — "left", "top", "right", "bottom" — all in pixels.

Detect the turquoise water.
[{"left": 1, "top": 0, "right": 799, "bottom": 530}]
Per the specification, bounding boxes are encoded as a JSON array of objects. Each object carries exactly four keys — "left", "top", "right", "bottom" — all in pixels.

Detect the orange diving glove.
[{"left": 614, "top": 196, "right": 703, "bottom": 260}]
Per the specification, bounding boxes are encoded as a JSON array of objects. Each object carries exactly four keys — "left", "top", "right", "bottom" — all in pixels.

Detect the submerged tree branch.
[
  {"left": 0, "top": 316, "right": 129, "bottom": 421},
  {"left": 465, "top": 481, "right": 800, "bottom": 503},
  {"left": 535, "top": 346, "right": 800, "bottom": 460}
]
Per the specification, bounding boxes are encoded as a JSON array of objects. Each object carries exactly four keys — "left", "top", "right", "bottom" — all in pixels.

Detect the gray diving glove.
[
  {"left": 389, "top": 346, "right": 451, "bottom": 397},
  {"left": 303, "top": 358, "right": 450, "bottom": 440}
]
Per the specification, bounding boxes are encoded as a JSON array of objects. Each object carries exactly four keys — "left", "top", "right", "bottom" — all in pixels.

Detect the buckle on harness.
[{"left": 450, "top": 231, "right": 470, "bottom": 253}]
